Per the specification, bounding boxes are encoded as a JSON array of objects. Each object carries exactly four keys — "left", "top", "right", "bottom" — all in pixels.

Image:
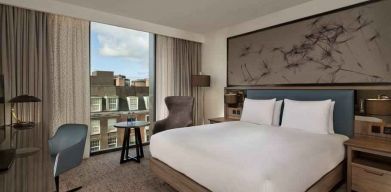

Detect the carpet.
[{"left": 60, "top": 146, "right": 175, "bottom": 192}]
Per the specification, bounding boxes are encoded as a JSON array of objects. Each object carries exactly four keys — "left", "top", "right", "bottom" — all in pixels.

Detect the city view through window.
[{"left": 90, "top": 22, "right": 151, "bottom": 153}]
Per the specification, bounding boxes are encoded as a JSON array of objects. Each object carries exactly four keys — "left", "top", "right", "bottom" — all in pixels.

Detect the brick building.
[{"left": 90, "top": 71, "right": 150, "bottom": 153}]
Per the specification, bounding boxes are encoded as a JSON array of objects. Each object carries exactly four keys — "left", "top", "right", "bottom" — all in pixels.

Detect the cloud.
[{"left": 91, "top": 22, "right": 149, "bottom": 65}]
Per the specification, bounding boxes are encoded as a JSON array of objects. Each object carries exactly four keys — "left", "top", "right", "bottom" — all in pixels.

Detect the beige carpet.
[
  {"left": 60, "top": 146, "right": 175, "bottom": 192},
  {"left": 61, "top": 146, "right": 346, "bottom": 192}
]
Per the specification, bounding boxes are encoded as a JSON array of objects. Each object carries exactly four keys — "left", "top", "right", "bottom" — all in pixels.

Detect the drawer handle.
[{"left": 364, "top": 169, "right": 384, "bottom": 176}]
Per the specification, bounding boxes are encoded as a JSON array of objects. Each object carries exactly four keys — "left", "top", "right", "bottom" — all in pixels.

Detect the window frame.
[
  {"left": 91, "top": 97, "right": 102, "bottom": 112},
  {"left": 107, "top": 118, "right": 117, "bottom": 133},
  {"left": 104, "top": 96, "right": 119, "bottom": 111},
  {"left": 108, "top": 135, "right": 117, "bottom": 148},
  {"left": 90, "top": 139, "right": 100, "bottom": 152},
  {"left": 90, "top": 119, "right": 101, "bottom": 135},
  {"left": 127, "top": 96, "right": 139, "bottom": 111}
]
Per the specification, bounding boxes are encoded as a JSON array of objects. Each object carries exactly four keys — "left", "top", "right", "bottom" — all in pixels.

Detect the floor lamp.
[{"left": 191, "top": 74, "right": 210, "bottom": 124}]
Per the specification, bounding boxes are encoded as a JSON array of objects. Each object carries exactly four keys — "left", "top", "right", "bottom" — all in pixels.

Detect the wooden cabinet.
[{"left": 345, "top": 137, "right": 391, "bottom": 192}]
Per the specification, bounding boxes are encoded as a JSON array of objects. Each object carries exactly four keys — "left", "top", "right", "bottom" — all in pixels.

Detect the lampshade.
[
  {"left": 365, "top": 98, "right": 391, "bottom": 116},
  {"left": 192, "top": 75, "right": 210, "bottom": 87},
  {"left": 224, "top": 93, "right": 238, "bottom": 104},
  {"left": 9, "top": 95, "right": 41, "bottom": 103}
]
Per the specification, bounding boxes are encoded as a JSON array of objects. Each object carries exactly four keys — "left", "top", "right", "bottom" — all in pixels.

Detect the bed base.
[{"left": 150, "top": 158, "right": 344, "bottom": 192}]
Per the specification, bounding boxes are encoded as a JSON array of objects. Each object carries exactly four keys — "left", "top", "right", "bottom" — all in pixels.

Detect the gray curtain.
[
  {"left": 0, "top": 4, "right": 53, "bottom": 192},
  {"left": 0, "top": 5, "right": 90, "bottom": 192},
  {"left": 156, "top": 35, "right": 202, "bottom": 125}
]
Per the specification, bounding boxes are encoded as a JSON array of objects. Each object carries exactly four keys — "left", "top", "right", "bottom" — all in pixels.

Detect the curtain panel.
[
  {"left": 47, "top": 15, "right": 90, "bottom": 157},
  {"left": 155, "top": 35, "right": 202, "bottom": 125},
  {"left": 0, "top": 5, "right": 90, "bottom": 192},
  {"left": 0, "top": 5, "right": 53, "bottom": 192}
]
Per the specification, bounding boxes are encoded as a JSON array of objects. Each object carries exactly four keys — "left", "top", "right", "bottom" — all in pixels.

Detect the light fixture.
[
  {"left": 9, "top": 95, "right": 41, "bottom": 156},
  {"left": 191, "top": 75, "right": 210, "bottom": 87},
  {"left": 224, "top": 93, "right": 238, "bottom": 105},
  {"left": 9, "top": 95, "right": 41, "bottom": 129},
  {"left": 192, "top": 74, "right": 211, "bottom": 124},
  {"left": 365, "top": 95, "right": 391, "bottom": 116}
]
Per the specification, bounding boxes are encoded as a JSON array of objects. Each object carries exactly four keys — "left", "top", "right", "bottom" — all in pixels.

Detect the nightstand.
[
  {"left": 208, "top": 117, "right": 238, "bottom": 124},
  {"left": 344, "top": 136, "right": 391, "bottom": 192}
]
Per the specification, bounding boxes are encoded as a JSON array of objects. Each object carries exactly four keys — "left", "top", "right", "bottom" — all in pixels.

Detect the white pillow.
[
  {"left": 328, "top": 101, "right": 335, "bottom": 134},
  {"left": 272, "top": 100, "right": 283, "bottom": 126},
  {"left": 281, "top": 99, "right": 332, "bottom": 134},
  {"left": 240, "top": 98, "right": 276, "bottom": 125}
]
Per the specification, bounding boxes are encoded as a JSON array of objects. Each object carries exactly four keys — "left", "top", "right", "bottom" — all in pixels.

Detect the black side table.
[{"left": 114, "top": 121, "right": 149, "bottom": 164}]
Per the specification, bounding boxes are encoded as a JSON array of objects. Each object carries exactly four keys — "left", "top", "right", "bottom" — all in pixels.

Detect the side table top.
[
  {"left": 344, "top": 136, "right": 391, "bottom": 154},
  {"left": 114, "top": 121, "right": 150, "bottom": 128}
]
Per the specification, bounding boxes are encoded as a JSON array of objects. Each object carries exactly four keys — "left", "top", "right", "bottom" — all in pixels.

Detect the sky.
[{"left": 91, "top": 22, "right": 150, "bottom": 81}]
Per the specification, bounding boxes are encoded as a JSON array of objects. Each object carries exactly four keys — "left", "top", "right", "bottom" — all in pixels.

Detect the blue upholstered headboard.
[{"left": 246, "top": 89, "right": 355, "bottom": 137}]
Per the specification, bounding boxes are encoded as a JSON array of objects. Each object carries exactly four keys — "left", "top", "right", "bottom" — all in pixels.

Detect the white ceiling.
[{"left": 54, "top": 0, "right": 311, "bottom": 33}]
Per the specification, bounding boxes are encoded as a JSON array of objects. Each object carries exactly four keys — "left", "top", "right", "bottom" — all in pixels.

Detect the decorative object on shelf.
[
  {"left": 9, "top": 94, "right": 41, "bottom": 156},
  {"left": 365, "top": 95, "right": 391, "bottom": 116},
  {"left": 226, "top": 107, "right": 242, "bottom": 120},
  {"left": 227, "top": 0, "right": 391, "bottom": 86},
  {"left": 224, "top": 89, "right": 245, "bottom": 119},
  {"left": 192, "top": 74, "right": 210, "bottom": 124}
]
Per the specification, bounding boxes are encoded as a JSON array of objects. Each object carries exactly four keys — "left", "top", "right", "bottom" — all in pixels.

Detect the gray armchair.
[
  {"left": 153, "top": 96, "right": 194, "bottom": 135},
  {"left": 48, "top": 124, "right": 87, "bottom": 192}
]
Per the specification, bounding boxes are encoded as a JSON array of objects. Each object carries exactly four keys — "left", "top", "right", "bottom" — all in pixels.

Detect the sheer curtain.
[
  {"left": 155, "top": 35, "right": 202, "bottom": 125},
  {"left": 47, "top": 15, "right": 90, "bottom": 157}
]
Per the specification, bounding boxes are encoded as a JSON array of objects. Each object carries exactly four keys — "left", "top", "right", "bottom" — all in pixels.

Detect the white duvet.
[{"left": 150, "top": 121, "right": 348, "bottom": 192}]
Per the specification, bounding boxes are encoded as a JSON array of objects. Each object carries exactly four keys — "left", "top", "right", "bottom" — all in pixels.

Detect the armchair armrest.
[{"left": 152, "top": 118, "right": 168, "bottom": 135}]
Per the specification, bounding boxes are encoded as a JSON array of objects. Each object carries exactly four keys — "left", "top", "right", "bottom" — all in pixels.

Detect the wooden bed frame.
[{"left": 150, "top": 158, "right": 344, "bottom": 192}]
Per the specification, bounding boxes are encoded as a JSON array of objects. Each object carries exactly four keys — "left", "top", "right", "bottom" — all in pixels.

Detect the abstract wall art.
[{"left": 227, "top": 0, "right": 391, "bottom": 86}]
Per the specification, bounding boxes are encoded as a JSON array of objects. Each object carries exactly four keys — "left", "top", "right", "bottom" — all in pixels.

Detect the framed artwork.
[{"left": 227, "top": 0, "right": 391, "bottom": 86}]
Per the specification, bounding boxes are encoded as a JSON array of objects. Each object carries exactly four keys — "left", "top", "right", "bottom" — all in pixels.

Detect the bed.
[{"left": 150, "top": 90, "right": 354, "bottom": 192}]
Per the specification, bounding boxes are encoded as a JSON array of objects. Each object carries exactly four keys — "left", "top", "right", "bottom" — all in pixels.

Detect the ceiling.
[{"left": 54, "top": 0, "right": 311, "bottom": 33}]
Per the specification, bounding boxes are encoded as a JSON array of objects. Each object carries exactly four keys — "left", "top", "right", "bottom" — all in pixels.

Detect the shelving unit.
[{"left": 345, "top": 136, "right": 391, "bottom": 192}]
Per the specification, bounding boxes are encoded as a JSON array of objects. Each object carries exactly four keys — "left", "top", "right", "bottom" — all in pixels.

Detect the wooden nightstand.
[
  {"left": 344, "top": 136, "right": 391, "bottom": 192},
  {"left": 208, "top": 117, "right": 238, "bottom": 124}
]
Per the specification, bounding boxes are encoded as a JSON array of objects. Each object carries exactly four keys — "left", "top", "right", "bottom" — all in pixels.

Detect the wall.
[
  {"left": 0, "top": 0, "right": 204, "bottom": 43},
  {"left": 201, "top": 0, "right": 370, "bottom": 120}
]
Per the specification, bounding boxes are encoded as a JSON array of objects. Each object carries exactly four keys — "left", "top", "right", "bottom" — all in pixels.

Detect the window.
[
  {"left": 105, "top": 96, "right": 118, "bottom": 111},
  {"left": 107, "top": 118, "right": 117, "bottom": 132},
  {"left": 127, "top": 96, "right": 139, "bottom": 111},
  {"left": 143, "top": 96, "right": 149, "bottom": 110},
  {"left": 129, "top": 130, "right": 136, "bottom": 145},
  {"left": 90, "top": 22, "right": 153, "bottom": 153},
  {"left": 145, "top": 114, "right": 150, "bottom": 141},
  {"left": 108, "top": 135, "right": 117, "bottom": 148},
  {"left": 91, "top": 120, "right": 100, "bottom": 135},
  {"left": 91, "top": 97, "right": 102, "bottom": 112},
  {"left": 90, "top": 139, "right": 100, "bottom": 152}
]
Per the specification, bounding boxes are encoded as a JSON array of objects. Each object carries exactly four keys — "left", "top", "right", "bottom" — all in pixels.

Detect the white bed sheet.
[{"left": 150, "top": 121, "right": 348, "bottom": 192}]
